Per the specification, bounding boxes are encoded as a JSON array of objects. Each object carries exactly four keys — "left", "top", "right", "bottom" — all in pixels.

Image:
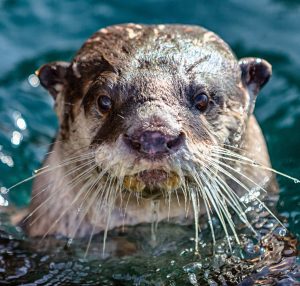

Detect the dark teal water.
[{"left": 0, "top": 0, "right": 300, "bottom": 285}]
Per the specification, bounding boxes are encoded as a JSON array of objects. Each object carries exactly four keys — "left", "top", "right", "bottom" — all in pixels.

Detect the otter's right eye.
[
  {"left": 97, "top": 95, "right": 112, "bottom": 113},
  {"left": 194, "top": 93, "right": 209, "bottom": 112}
]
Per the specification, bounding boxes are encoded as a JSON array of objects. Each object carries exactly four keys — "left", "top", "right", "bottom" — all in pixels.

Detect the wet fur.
[{"left": 27, "top": 24, "right": 277, "bottom": 241}]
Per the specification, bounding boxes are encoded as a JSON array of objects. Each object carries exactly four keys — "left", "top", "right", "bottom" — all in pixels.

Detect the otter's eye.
[
  {"left": 97, "top": 95, "right": 112, "bottom": 113},
  {"left": 194, "top": 93, "right": 209, "bottom": 112}
]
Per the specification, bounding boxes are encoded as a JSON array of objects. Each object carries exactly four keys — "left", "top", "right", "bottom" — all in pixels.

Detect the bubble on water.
[
  {"left": 0, "top": 194, "right": 9, "bottom": 206},
  {"left": 28, "top": 74, "right": 40, "bottom": 87}
]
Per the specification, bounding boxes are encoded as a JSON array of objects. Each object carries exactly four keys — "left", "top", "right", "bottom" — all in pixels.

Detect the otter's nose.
[{"left": 124, "top": 131, "right": 184, "bottom": 156}]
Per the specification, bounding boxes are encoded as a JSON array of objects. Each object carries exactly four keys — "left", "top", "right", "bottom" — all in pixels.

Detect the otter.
[{"left": 26, "top": 24, "right": 278, "bottom": 245}]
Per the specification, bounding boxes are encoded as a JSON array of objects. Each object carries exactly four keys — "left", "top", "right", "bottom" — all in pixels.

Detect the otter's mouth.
[{"left": 123, "top": 170, "right": 181, "bottom": 197}]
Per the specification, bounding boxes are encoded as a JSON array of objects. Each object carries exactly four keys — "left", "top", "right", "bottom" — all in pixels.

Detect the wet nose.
[{"left": 124, "top": 131, "right": 185, "bottom": 156}]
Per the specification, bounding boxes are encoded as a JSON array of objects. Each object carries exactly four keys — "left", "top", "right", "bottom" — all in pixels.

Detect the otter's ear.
[
  {"left": 36, "top": 61, "right": 70, "bottom": 99},
  {"left": 239, "top": 58, "right": 272, "bottom": 112}
]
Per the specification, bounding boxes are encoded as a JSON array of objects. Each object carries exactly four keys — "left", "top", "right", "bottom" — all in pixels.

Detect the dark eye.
[
  {"left": 97, "top": 95, "right": 112, "bottom": 113},
  {"left": 194, "top": 93, "right": 209, "bottom": 112}
]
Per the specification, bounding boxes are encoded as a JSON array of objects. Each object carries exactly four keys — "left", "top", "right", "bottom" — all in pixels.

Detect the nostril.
[
  {"left": 123, "top": 134, "right": 142, "bottom": 151},
  {"left": 167, "top": 132, "right": 185, "bottom": 151},
  {"left": 131, "top": 140, "right": 141, "bottom": 151}
]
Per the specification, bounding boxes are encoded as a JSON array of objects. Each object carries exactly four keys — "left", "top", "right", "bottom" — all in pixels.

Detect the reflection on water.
[
  {"left": 0, "top": 0, "right": 300, "bottom": 284},
  {"left": 0, "top": 197, "right": 299, "bottom": 285}
]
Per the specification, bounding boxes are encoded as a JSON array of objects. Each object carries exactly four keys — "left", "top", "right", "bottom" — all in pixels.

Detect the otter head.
[{"left": 36, "top": 24, "right": 272, "bottom": 201}]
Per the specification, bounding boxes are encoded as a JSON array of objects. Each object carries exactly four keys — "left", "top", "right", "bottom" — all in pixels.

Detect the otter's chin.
[{"left": 123, "top": 170, "right": 181, "bottom": 198}]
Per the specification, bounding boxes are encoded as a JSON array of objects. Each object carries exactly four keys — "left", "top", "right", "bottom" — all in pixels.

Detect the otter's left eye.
[
  {"left": 97, "top": 95, "right": 112, "bottom": 113},
  {"left": 194, "top": 93, "right": 209, "bottom": 112}
]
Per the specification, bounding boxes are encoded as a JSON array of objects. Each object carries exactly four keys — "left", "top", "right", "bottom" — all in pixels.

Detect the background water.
[{"left": 0, "top": 0, "right": 300, "bottom": 284}]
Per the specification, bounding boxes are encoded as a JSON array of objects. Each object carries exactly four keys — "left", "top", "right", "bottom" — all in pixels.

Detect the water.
[{"left": 0, "top": 0, "right": 300, "bottom": 284}]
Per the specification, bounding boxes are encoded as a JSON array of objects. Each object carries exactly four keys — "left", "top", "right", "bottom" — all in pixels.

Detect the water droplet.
[
  {"left": 28, "top": 74, "right": 40, "bottom": 87},
  {"left": 67, "top": 238, "right": 73, "bottom": 247},
  {"left": 244, "top": 206, "right": 253, "bottom": 213},
  {"left": 0, "top": 151, "right": 14, "bottom": 167},
  {"left": 11, "top": 130, "right": 23, "bottom": 146},
  {"left": 188, "top": 273, "right": 198, "bottom": 286},
  {"left": 170, "top": 260, "right": 175, "bottom": 266},
  {"left": 0, "top": 194, "right": 9, "bottom": 206},
  {"left": 233, "top": 133, "right": 241, "bottom": 141},
  {"left": 245, "top": 241, "right": 254, "bottom": 253},
  {"left": 215, "top": 244, "right": 224, "bottom": 254},
  {"left": 0, "top": 187, "right": 9, "bottom": 194},
  {"left": 12, "top": 111, "right": 27, "bottom": 131},
  {"left": 183, "top": 262, "right": 202, "bottom": 273},
  {"left": 278, "top": 228, "right": 287, "bottom": 237},
  {"left": 293, "top": 179, "right": 300, "bottom": 184},
  {"left": 180, "top": 250, "right": 187, "bottom": 256},
  {"left": 49, "top": 262, "right": 55, "bottom": 269},
  {"left": 16, "top": 117, "right": 26, "bottom": 130}
]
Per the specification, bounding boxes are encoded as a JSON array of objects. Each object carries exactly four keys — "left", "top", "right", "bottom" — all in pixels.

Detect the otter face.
[{"left": 37, "top": 24, "right": 272, "bottom": 200}]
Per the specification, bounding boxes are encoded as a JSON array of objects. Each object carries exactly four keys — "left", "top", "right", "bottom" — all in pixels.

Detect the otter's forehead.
[{"left": 73, "top": 24, "right": 239, "bottom": 80}]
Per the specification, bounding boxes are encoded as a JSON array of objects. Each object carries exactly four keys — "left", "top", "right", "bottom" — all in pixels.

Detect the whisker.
[
  {"left": 84, "top": 184, "right": 105, "bottom": 258},
  {"left": 211, "top": 147, "right": 299, "bottom": 182},
  {"left": 102, "top": 176, "right": 118, "bottom": 256},
  {"left": 24, "top": 158, "right": 95, "bottom": 223},
  {"left": 207, "top": 158, "right": 285, "bottom": 228},
  {"left": 191, "top": 189, "right": 200, "bottom": 255},
  {"left": 67, "top": 167, "right": 109, "bottom": 242},
  {"left": 8, "top": 151, "right": 95, "bottom": 191},
  {"left": 28, "top": 161, "right": 96, "bottom": 226}
]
